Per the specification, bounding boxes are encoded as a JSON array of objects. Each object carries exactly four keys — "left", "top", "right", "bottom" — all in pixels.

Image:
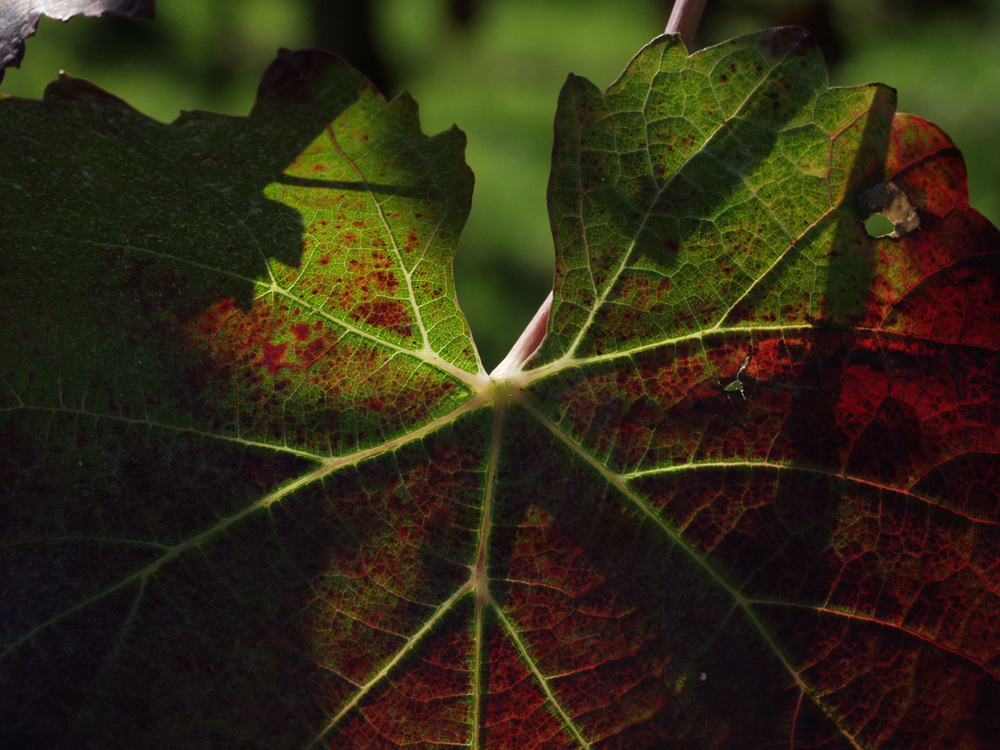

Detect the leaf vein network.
[
  {"left": 565, "top": 41, "right": 805, "bottom": 362},
  {"left": 485, "top": 593, "right": 594, "bottom": 750},
  {"left": 516, "top": 391, "right": 870, "bottom": 747},
  {"left": 323, "top": 123, "right": 433, "bottom": 356},
  {"left": 747, "top": 599, "right": 997, "bottom": 678},
  {"left": 304, "top": 582, "right": 473, "bottom": 749},
  {"left": 1, "top": 394, "right": 491, "bottom": 661}
]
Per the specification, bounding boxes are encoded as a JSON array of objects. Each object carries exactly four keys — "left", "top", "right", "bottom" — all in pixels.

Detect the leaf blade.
[
  {"left": 4, "top": 29, "right": 1000, "bottom": 750},
  {"left": 517, "top": 28, "right": 1000, "bottom": 748}
]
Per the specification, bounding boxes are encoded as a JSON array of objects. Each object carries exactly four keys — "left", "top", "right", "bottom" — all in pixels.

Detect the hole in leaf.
[
  {"left": 865, "top": 214, "right": 895, "bottom": 237},
  {"left": 857, "top": 180, "right": 920, "bottom": 238}
]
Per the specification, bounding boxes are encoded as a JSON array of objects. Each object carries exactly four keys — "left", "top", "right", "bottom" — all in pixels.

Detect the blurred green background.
[{"left": 4, "top": 0, "right": 998, "bottom": 369}]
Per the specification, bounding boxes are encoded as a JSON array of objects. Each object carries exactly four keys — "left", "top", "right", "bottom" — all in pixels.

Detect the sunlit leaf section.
[{"left": 519, "top": 28, "right": 1000, "bottom": 750}]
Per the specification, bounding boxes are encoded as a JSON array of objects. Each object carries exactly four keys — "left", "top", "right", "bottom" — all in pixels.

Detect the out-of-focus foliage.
[
  {"left": 3, "top": 0, "right": 998, "bottom": 368},
  {"left": 0, "top": 0, "right": 314, "bottom": 117},
  {"left": 0, "top": 0, "right": 154, "bottom": 83}
]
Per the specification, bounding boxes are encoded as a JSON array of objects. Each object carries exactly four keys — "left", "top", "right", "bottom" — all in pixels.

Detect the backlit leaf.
[{"left": 3, "top": 29, "right": 999, "bottom": 749}]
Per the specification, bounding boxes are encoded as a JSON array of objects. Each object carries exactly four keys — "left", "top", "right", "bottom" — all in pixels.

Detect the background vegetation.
[{"left": 4, "top": 0, "right": 998, "bottom": 368}]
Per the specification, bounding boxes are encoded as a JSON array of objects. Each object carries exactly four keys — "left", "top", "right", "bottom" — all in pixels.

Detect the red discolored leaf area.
[
  {"left": 3, "top": 27, "right": 1000, "bottom": 750},
  {"left": 523, "top": 28, "right": 1000, "bottom": 748}
]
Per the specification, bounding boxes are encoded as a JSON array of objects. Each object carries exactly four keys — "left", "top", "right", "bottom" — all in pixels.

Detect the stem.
[
  {"left": 490, "top": 290, "right": 551, "bottom": 377},
  {"left": 665, "top": 0, "right": 708, "bottom": 50}
]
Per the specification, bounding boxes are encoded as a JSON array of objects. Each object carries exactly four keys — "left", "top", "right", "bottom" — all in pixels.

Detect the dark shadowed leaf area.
[{"left": 3, "top": 28, "right": 1000, "bottom": 750}]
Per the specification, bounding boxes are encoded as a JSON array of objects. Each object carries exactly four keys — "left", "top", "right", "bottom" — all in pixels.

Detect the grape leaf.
[{"left": 2, "top": 28, "right": 1000, "bottom": 750}]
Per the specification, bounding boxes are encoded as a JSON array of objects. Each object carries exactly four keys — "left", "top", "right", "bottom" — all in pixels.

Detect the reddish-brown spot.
[
  {"left": 301, "top": 335, "right": 331, "bottom": 363},
  {"left": 310, "top": 163, "right": 326, "bottom": 172},
  {"left": 352, "top": 300, "right": 412, "bottom": 337},
  {"left": 372, "top": 271, "right": 399, "bottom": 294},
  {"left": 760, "top": 29, "right": 791, "bottom": 61},
  {"left": 291, "top": 323, "right": 311, "bottom": 341},
  {"left": 184, "top": 297, "right": 238, "bottom": 340},
  {"left": 663, "top": 239, "right": 680, "bottom": 252},
  {"left": 352, "top": 221, "right": 365, "bottom": 227},
  {"left": 259, "top": 343, "right": 288, "bottom": 375},
  {"left": 720, "top": 74, "right": 728, "bottom": 84},
  {"left": 319, "top": 255, "right": 331, "bottom": 265}
]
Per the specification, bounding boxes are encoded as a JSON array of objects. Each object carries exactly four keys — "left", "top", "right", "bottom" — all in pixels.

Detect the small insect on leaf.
[{"left": 724, "top": 355, "right": 752, "bottom": 400}]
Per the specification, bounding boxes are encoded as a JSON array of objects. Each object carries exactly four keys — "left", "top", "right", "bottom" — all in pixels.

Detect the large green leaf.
[{"left": 3, "top": 30, "right": 999, "bottom": 749}]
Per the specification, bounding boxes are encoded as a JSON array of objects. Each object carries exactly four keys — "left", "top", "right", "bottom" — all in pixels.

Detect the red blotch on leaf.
[
  {"left": 259, "top": 342, "right": 288, "bottom": 375},
  {"left": 352, "top": 300, "right": 412, "bottom": 337}
]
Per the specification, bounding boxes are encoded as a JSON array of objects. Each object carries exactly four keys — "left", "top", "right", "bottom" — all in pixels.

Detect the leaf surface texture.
[{"left": 2, "top": 31, "right": 999, "bottom": 750}]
